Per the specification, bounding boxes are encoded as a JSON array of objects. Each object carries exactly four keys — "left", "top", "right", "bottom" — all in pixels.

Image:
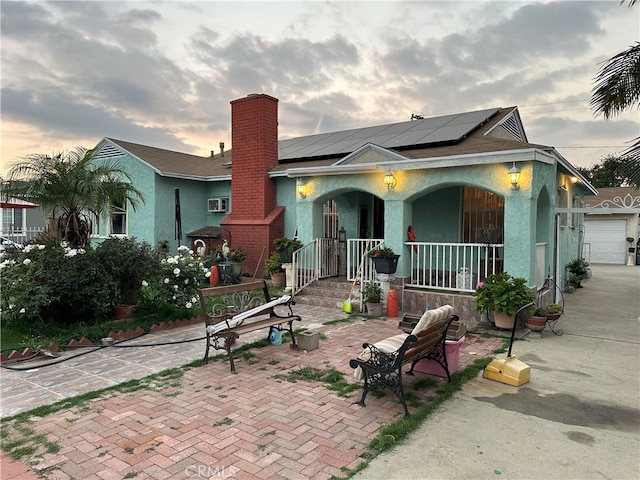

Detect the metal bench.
[
  {"left": 349, "top": 313, "right": 456, "bottom": 416},
  {"left": 198, "top": 280, "right": 302, "bottom": 373}
]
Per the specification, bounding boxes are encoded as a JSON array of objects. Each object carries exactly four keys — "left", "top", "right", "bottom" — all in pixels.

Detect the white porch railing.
[
  {"left": 293, "top": 238, "right": 544, "bottom": 296},
  {"left": 346, "top": 238, "right": 384, "bottom": 283},
  {"left": 291, "top": 238, "right": 338, "bottom": 296},
  {"left": 406, "top": 242, "right": 504, "bottom": 292},
  {"left": 0, "top": 227, "right": 46, "bottom": 245}
]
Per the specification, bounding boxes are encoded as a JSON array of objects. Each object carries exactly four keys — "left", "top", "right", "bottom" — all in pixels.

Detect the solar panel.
[{"left": 277, "top": 108, "right": 500, "bottom": 161}]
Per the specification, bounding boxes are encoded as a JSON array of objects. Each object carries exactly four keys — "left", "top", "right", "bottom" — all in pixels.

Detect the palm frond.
[{"left": 591, "top": 42, "right": 640, "bottom": 119}]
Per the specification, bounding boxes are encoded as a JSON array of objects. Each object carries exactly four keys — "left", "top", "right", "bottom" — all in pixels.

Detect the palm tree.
[
  {"left": 2, "top": 147, "right": 144, "bottom": 247},
  {"left": 590, "top": 0, "right": 639, "bottom": 188}
]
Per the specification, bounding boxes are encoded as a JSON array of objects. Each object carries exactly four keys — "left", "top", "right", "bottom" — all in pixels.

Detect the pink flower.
[{"left": 476, "top": 282, "right": 484, "bottom": 289}]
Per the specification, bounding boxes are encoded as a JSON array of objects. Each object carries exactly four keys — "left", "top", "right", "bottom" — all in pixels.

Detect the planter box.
[
  {"left": 414, "top": 336, "right": 465, "bottom": 377},
  {"left": 298, "top": 331, "right": 319, "bottom": 351},
  {"left": 371, "top": 255, "right": 400, "bottom": 274}
]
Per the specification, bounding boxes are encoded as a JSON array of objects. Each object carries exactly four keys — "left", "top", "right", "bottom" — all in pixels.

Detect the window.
[
  {"left": 572, "top": 195, "right": 581, "bottom": 229},
  {"left": 110, "top": 202, "right": 127, "bottom": 235},
  {"left": 323, "top": 200, "right": 339, "bottom": 238},
  {"left": 2, "top": 208, "right": 24, "bottom": 234},
  {"left": 461, "top": 187, "right": 504, "bottom": 243},
  {"left": 84, "top": 210, "right": 100, "bottom": 237},
  {"left": 557, "top": 187, "right": 568, "bottom": 226}
]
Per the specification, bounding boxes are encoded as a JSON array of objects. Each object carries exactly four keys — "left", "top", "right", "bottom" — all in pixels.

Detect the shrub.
[
  {"left": 0, "top": 238, "right": 111, "bottom": 327},
  {"left": 139, "top": 245, "right": 209, "bottom": 310},
  {"left": 94, "top": 237, "right": 162, "bottom": 305}
]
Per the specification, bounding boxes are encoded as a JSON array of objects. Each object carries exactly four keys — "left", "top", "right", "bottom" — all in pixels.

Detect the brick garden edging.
[{"left": 0, "top": 316, "right": 202, "bottom": 364}]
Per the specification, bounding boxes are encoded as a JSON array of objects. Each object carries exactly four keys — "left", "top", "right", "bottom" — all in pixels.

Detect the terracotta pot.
[
  {"left": 546, "top": 313, "right": 561, "bottom": 321},
  {"left": 270, "top": 272, "right": 286, "bottom": 287},
  {"left": 526, "top": 316, "right": 547, "bottom": 332},
  {"left": 493, "top": 311, "right": 516, "bottom": 329},
  {"left": 113, "top": 304, "right": 135, "bottom": 320}
]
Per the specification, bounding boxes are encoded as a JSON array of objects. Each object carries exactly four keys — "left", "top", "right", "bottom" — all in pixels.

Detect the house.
[
  {"left": 583, "top": 187, "right": 640, "bottom": 265},
  {"left": 90, "top": 93, "right": 596, "bottom": 324},
  {"left": 0, "top": 198, "right": 46, "bottom": 246}
]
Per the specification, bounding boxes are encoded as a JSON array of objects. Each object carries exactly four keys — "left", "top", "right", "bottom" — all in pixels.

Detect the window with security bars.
[
  {"left": 323, "top": 200, "right": 339, "bottom": 238},
  {"left": 461, "top": 187, "right": 504, "bottom": 244}
]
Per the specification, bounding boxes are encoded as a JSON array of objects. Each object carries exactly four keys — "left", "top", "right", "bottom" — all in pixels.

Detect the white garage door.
[{"left": 584, "top": 219, "right": 626, "bottom": 264}]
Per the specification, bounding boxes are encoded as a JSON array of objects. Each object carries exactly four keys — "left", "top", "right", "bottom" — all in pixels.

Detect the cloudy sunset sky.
[{"left": 1, "top": 0, "right": 638, "bottom": 174}]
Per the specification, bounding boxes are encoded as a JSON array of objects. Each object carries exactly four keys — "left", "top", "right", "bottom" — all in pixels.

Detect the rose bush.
[{"left": 139, "top": 245, "right": 209, "bottom": 310}]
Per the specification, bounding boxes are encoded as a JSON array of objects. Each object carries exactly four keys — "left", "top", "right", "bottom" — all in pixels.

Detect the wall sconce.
[
  {"left": 338, "top": 226, "right": 346, "bottom": 243},
  {"left": 508, "top": 162, "right": 521, "bottom": 190},
  {"left": 570, "top": 176, "right": 578, "bottom": 184},
  {"left": 383, "top": 169, "right": 397, "bottom": 191},
  {"left": 296, "top": 178, "right": 306, "bottom": 198}
]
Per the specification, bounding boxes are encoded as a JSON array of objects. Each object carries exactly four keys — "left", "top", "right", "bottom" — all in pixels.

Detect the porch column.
[
  {"left": 503, "top": 193, "right": 535, "bottom": 281},
  {"left": 384, "top": 199, "right": 412, "bottom": 278},
  {"left": 294, "top": 201, "right": 321, "bottom": 244}
]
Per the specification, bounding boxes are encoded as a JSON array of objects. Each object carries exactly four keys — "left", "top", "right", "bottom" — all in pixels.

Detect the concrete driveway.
[{"left": 353, "top": 264, "right": 640, "bottom": 480}]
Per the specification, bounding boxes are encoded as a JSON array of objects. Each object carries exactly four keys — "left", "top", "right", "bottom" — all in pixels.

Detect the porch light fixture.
[
  {"left": 383, "top": 169, "right": 397, "bottom": 191},
  {"left": 508, "top": 162, "right": 521, "bottom": 190},
  {"left": 296, "top": 178, "right": 306, "bottom": 198}
]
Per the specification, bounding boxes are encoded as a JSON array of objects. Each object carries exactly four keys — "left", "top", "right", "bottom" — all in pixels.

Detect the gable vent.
[
  {"left": 500, "top": 115, "right": 524, "bottom": 141},
  {"left": 93, "top": 144, "right": 126, "bottom": 161}
]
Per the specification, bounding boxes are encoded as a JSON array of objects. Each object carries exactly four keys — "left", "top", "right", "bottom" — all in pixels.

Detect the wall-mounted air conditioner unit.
[{"left": 208, "top": 197, "right": 228, "bottom": 213}]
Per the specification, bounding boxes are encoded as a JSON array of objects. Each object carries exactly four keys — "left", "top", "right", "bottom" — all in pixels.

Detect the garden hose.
[{"left": 0, "top": 329, "right": 207, "bottom": 371}]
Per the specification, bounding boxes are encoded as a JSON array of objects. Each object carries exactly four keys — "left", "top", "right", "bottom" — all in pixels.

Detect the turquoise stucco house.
[{"left": 90, "top": 93, "right": 596, "bottom": 323}]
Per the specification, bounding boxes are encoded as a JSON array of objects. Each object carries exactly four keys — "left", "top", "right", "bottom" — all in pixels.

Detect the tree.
[
  {"left": 2, "top": 147, "right": 144, "bottom": 247},
  {"left": 577, "top": 154, "right": 635, "bottom": 188},
  {"left": 590, "top": 0, "right": 639, "bottom": 188}
]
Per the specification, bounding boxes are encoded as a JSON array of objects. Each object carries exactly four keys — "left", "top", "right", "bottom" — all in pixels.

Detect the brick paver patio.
[{"left": 1, "top": 306, "right": 502, "bottom": 479}]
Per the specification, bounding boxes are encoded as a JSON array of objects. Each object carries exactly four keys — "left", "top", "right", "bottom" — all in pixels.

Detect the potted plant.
[
  {"left": 566, "top": 257, "right": 589, "bottom": 287},
  {"left": 546, "top": 303, "right": 563, "bottom": 321},
  {"left": 473, "top": 272, "right": 536, "bottom": 329},
  {"left": 368, "top": 246, "right": 400, "bottom": 274},
  {"left": 362, "top": 282, "right": 383, "bottom": 316},
  {"left": 265, "top": 251, "right": 285, "bottom": 287},
  {"left": 222, "top": 247, "right": 246, "bottom": 280},
  {"left": 274, "top": 237, "right": 303, "bottom": 263},
  {"left": 95, "top": 237, "right": 161, "bottom": 318},
  {"left": 526, "top": 306, "right": 548, "bottom": 332}
]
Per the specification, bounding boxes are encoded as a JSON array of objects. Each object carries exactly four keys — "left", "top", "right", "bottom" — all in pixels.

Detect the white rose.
[
  {"left": 23, "top": 258, "right": 31, "bottom": 265},
  {"left": 164, "top": 278, "right": 170, "bottom": 284},
  {"left": 186, "top": 302, "right": 192, "bottom": 309},
  {"left": 141, "top": 280, "right": 148, "bottom": 287}
]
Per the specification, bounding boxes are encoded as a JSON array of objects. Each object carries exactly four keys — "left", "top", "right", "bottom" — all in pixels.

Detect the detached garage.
[
  {"left": 584, "top": 218, "right": 626, "bottom": 264},
  {"left": 584, "top": 187, "right": 640, "bottom": 265}
]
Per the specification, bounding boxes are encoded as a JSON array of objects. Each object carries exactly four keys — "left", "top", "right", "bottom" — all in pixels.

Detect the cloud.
[{"left": 1, "top": 0, "right": 636, "bottom": 171}]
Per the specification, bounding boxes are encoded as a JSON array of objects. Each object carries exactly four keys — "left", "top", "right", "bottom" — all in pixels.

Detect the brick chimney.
[{"left": 221, "top": 94, "right": 285, "bottom": 277}]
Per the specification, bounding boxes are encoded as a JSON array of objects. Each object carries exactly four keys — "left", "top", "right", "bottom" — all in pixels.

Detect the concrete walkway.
[{"left": 352, "top": 264, "right": 640, "bottom": 480}]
